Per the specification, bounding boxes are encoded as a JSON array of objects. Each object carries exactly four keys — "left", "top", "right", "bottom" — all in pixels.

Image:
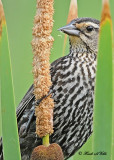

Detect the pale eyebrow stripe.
[{"left": 86, "top": 22, "right": 99, "bottom": 29}]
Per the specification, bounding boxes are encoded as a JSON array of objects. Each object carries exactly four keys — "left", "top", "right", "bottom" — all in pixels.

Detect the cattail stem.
[{"left": 42, "top": 134, "right": 50, "bottom": 147}]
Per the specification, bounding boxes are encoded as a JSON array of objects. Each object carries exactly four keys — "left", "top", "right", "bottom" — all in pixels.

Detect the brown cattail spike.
[
  {"left": 35, "top": 95, "right": 54, "bottom": 138},
  {"left": 32, "top": 0, "right": 54, "bottom": 138},
  {"left": 31, "top": 143, "right": 64, "bottom": 160}
]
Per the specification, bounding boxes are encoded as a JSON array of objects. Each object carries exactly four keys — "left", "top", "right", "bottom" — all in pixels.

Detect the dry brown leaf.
[
  {"left": 63, "top": 0, "right": 78, "bottom": 56},
  {"left": 101, "top": 0, "right": 111, "bottom": 24},
  {"left": 67, "top": 0, "right": 78, "bottom": 24},
  {"left": 0, "top": 0, "right": 5, "bottom": 37}
]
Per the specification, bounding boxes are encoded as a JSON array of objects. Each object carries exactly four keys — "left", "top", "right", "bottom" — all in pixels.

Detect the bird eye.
[{"left": 86, "top": 26, "right": 94, "bottom": 32}]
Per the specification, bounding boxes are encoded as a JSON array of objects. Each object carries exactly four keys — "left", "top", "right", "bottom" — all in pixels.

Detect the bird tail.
[{"left": 0, "top": 138, "right": 3, "bottom": 160}]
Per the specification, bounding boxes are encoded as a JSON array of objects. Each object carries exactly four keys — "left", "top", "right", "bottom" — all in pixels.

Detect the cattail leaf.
[
  {"left": 67, "top": 0, "right": 78, "bottom": 24},
  {"left": 0, "top": 0, "right": 4, "bottom": 141},
  {"left": 0, "top": 0, "right": 2, "bottom": 136},
  {"left": 0, "top": 39, "right": 1, "bottom": 138},
  {"left": 63, "top": 0, "right": 78, "bottom": 56},
  {"left": 0, "top": 22, "right": 21, "bottom": 160},
  {"left": 112, "top": 47, "right": 114, "bottom": 160},
  {"left": 72, "top": 136, "right": 93, "bottom": 160},
  {"left": 93, "top": 1, "right": 113, "bottom": 160},
  {"left": 0, "top": 0, "right": 4, "bottom": 39}
]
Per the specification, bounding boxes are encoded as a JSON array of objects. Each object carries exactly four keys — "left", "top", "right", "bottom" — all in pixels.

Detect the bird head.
[{"left": 59, "top": 18, "right": 100, "bottom": 53}]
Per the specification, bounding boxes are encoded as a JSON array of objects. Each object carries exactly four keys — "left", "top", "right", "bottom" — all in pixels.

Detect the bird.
[{"left": 0, "top": 17, "right": 100, "bottom": 160}]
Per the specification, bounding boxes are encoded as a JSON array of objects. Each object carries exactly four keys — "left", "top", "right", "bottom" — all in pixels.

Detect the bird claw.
[{"left": 35, "top": 90, "right": 52, "bottom": 106}]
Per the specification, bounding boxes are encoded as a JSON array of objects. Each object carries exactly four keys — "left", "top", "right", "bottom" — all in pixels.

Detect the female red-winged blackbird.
[{"left": 0, "top": 17, "right": 100, "bottom": 160}]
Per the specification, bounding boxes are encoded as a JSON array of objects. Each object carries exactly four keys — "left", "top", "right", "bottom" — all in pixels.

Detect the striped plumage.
[{"left": 0, "top": 17, "right": 100, "bottom": 160}]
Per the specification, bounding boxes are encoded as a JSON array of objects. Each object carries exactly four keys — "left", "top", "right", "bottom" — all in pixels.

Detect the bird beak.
[{"left": 58, "top": 22, "right": 80, "bottom": 36}]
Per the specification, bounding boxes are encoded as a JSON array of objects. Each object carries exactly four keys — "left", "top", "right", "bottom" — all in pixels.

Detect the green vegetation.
[
  {"left": 0, "top": 23, "right": 21, "bottom": 160},
  {"left": 93, "top": 9, "right": 113, "bottom": 160}
]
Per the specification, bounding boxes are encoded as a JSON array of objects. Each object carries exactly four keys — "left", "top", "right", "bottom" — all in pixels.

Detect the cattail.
[
  {"left": 31, "top": 0, "right": 54, "bottom": 138},
  {"left": 31, "top": 143, "right": 64, "bottom": 160},
  {"left": 31, "top": 1, "right": 64, "bottom": 159}
]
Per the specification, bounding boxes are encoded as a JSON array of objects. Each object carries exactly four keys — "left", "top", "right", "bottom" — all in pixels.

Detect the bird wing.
[{"left": 16, "top": 84, "right": 34, "bottom": 120}]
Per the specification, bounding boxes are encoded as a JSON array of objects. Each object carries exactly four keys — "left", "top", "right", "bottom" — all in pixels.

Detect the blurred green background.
[{"left": 1, "top": 0, "right": 114, "bottom": 159}]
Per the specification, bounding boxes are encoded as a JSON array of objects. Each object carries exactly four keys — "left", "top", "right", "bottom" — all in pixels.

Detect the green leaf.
[
  {"left": 0, "top": 22, "right": 21, "bottom": 160},
  {"left": 112, "top": 25, "right": 114, "bottom": 160},
  {"left": 93, "top": 14, "right": 113, "bottom": 160},
  {"left": 0, "top": 37, "right": 2, "bottom": 138},
  {"left": 73, "top": 136, "right": 93, "bottom": 160}
]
